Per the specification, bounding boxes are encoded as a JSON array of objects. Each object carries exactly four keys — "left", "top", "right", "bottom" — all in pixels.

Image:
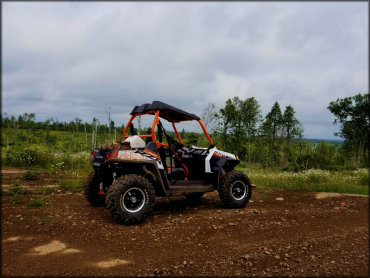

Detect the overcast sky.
[{"left": 2, "top": 2, "right": 368, "bottom": 139}]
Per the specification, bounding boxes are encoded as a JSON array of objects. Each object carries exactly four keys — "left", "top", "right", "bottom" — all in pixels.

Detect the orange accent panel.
[
  {"left": 144, "top": 149, "right": 160, "bottom": 159},
  {"left": 213, "top": 152, "right": 222, "bottom": 158}
]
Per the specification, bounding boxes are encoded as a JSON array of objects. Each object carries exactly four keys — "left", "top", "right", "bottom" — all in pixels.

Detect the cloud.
[{"left": 2, "top": 2, "right": 368, "bottom": 139}]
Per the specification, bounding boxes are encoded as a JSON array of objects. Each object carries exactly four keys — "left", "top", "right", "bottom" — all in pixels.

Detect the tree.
[
  {"left": 217, "top": 97, "right": 246, "bottom": 155},
  {"left": 83, "top": 122, "right": 88, "bottom": 148},
  {"left": 201, "top": 102, "right": 218, "bottom": 133},
  {"left": 262, "top": 102, "right": 283, "bottom": 167},
  {"left": 74, "top": 117, "right": 82, "bottom": 133},
  {"left": 217, "top": 98, "right": 236, "bottom": 150},
  {"left": 92, "top": 117, "right": 99, "bottom": 148},
  {"left": 229, "top": 97, "right": 245, "bottom": 155},
  {"left": 281, "top": 105, "right": 302, "bottom": 165},
  {"left": 110, "top": 120, "right": 115, "bottom": 141},
  {"left": 328, "top": 93, "right": 370, "bottom": 168},
  {"left": 106, "top": 107, "right": 113, "bottom": 140},
  {"left": 243, "top": 97, "right": 262, "bottom": 163},
  {"left": 10, "top": 115, "right": 19, "bottom": 145}
]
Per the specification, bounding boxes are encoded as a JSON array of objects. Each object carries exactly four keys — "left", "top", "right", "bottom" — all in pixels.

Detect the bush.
[
  {"left": 51, "top": 152, "right": 90, "bottom": 172},
  {"left": 6, "top": 180, "right": 27, "bottom": 205},
  {"left": 28, "top": 197, "right": 45, "bottom": 207},
  {"left": 23, "top": 171, "right": 38, "bottom": 180},
  {"left": 354, "top": 169, "right": 369, "bottom": 186},
  {"left": 2, "top": 148, "right": 52, "bottom": 168},
  {"left": 7, "top": 180, "right": 24, "bottom": 195},
  {"left": 2, "top": 148, "right": 90, "bottom": 173},
  {"left": 304, "top": 169, "right": 330, "bottom": 184},
  {"left": 59, "top": 179, "right": 83, "bottom": 191},
  {"left": 238, "top": 160, "right": 248, "bottom": 168}
]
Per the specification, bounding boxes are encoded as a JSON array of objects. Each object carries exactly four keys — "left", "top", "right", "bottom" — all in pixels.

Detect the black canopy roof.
[{"left": 130, "top": 101, "right": 200, "bottom": 122}]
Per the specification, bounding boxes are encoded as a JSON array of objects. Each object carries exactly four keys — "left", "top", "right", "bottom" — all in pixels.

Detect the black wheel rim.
[
  {"left": 122, "top": 187, "right": 146, "bottom": 213},
  {"left": 231, "top": 180, "right": 246, "bottom": 200}
]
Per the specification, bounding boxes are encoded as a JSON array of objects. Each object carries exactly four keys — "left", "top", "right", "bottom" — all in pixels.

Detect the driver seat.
[{"left": 157, "top": 121, "right": 189, "bottom": 180}]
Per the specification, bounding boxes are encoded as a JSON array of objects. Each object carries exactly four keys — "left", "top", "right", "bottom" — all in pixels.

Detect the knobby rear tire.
[{"left": 106, "top": 174, "right": 155, "bottom": 225}]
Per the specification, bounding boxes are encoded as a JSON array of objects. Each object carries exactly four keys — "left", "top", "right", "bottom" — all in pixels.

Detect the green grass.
[
  {"left": 28, "top": 197, "right": 45, "bottom": 207},
  {"left": 239, "top": 167, "right": 369, "bottom": 195},
  {"left": 3, "top": 180, "right": 28, "bottom": 205},
  {"left": 40, "top": 214, "right": 49, "bottom": 224},
  {"left": 4, "top": 180, "right": 28, "bottom": 195},
  {"left": 37, "top": 186, "right": 59, "bottom": 194},
  {"left": 58, "top": 179, "right": 84, "bottom": 191}
]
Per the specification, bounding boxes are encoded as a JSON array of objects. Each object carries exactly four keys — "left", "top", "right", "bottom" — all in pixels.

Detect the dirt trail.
[
  {"left": 1, "top": 170, "right": 369, "bottom": 277},
  {"left": 1, "top": 168, "right": 67, "bottom": 189}
]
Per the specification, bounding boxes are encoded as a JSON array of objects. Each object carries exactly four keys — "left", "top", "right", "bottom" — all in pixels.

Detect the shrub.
[
  {"left": 51, "top": 152, "right": 90, "bottom": 172},
  {"left": 3, "top": 148, "right": 52, "bottom": 168},
  {"left": 28, "top": 197, "right": 45, "bottom": 207},
  {"left": 6, "top": 180, "right": 26, "bottom": 205},
  {"left": 59, "top": 179, "right": 83, "bottom": 191},
  {"left": 354, "top": 169, "right": 369, "bottom": 186},
  {"left": 2, "top": 148, "right": 90, "bottom": 173},
  {"left": 23, "top": 171, "right": 38, "bottom": 180},
  {"left": 304, "top": 169, "right": 330, "bottom": 184},
  {"left": 8, "top": 180, "right": 24, "bottom": 195}
]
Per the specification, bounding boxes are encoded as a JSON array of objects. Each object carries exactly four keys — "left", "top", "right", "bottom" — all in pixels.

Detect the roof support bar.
[
  {"left": 172, "top": 122, "right": 183, "bottom": 145},
  {"left": 197, "top": 120, "right": 214, "bottom": 146}
]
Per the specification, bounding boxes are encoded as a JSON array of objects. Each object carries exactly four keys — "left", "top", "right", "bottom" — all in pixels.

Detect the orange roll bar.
[
  {"left": 172, "top": 122, "right": 183, "bottom": 145},
  {"left": 123, "top": 115, "right": 136, "bottom": 139},
  {"left": 151, "top": 110, "right": 160, "bottom": 146},
  {"left": 151, "top": 110, "right": 168, "bottom": 148},
  {"left": 197, "top": 120, "right": 214, "bottom": 145}
]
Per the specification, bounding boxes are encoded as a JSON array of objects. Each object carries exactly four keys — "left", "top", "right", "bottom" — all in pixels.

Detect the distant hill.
[{"left": 302, "top": 138, "right": 344, "bottom": 146}]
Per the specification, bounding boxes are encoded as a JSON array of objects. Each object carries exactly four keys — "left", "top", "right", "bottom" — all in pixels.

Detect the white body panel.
[{"left": 203, "top": 147, "right": 237, "bottom": 173}]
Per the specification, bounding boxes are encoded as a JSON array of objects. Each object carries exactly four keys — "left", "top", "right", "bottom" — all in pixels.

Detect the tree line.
[
  {"left": 1, "top": 93, "right": 368, "bottom": 170},
  {"left": 1, "top": 113, "right": 123, "bottom": 151},
  {"left": 199, "top": 93, "right": 369, "bottom": 169}
]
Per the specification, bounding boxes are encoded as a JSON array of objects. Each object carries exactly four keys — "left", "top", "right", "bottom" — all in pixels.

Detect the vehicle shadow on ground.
[{"left": 152, "top": 195, "right": 223, "bottom": 215}]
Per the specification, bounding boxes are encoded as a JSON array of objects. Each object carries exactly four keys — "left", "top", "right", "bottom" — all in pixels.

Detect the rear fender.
[{"left": 106, "top": 160, "right": 169, "bottom": 197}]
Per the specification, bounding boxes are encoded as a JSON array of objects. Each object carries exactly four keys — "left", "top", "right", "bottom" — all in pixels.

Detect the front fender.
[{"left": 211, "top": 156, "right": 240, "bottom": 172}]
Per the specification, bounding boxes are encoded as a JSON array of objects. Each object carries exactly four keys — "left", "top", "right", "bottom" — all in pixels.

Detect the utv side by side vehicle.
[{"left": 84, "top": 101, "right": 253, "bottom": 224}]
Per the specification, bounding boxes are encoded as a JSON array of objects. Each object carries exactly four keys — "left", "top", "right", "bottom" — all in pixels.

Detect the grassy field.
[
  {"left": 238, "top": 166, "right": 369, "bottom": 195},
  {"left": 1, "top": 147, "right": 368, "bottom": 196}
]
